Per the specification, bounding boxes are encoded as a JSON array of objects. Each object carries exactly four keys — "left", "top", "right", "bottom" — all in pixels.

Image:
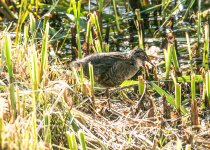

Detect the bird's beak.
[
  {"left": 143, "top": 61, "right": 154, "bottom": 68},
  {"left": 145, "top": 55, "right": 155, "bottom": 67},
  {"left": 148, "top": 60, "right": 155, "bottom": 67}
]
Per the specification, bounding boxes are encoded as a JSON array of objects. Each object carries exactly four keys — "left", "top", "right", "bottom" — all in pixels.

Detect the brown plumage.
[{"left": 71, "top": 48, "right": 152, "bottom": 87}]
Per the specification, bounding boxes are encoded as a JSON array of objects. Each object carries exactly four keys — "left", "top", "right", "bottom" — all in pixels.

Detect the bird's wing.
[
  {"left": 99, "top": 59, "right": 138, "bottom": 87},
  {"left": 83, "top": 54, "right": 127, "bottom": 75}
]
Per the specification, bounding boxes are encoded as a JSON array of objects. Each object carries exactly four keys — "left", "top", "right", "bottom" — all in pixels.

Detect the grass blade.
[
  {"left": 88, "top": 63, "right": 95, "bottom": 110},
  {"left": 150, "top": 82, "right": 187, "bottom": 114},
  {"left": 202, "top": 23, "right": 209, "bottom": 70},
  {"left": 78, "top": 130, "right": 87, "bottom": 150},
  {"left": 41, "top": 21, "right": 49, "bottom": 79},
  {"left": 4, "top": 34, "right": 17, "bottom": 119},
  {"left": 175, "top": 83, "right": 181, "bottom": 114},
  {"left": 44, "top": 112, "right": 51, "bottom": 145}
]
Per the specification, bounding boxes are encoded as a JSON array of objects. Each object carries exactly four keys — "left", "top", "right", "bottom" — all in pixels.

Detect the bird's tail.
[{"left": 70, "top": 60, "right": 84, "bottom": 70}]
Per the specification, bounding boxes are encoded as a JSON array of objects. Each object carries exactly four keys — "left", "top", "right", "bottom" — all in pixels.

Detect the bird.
[{"left": 71, "top": 48, "right": 153, "bottom": 87}]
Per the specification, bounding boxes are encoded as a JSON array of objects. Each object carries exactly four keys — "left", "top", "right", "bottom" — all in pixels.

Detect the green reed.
[
  {"left": 151, "top": 82, "right": 187, "bottom": 114},
  {"left": 66, "top": 131, "right": 78, "bottom": 150},
  {"left": 171, "top": 45, "right": 179, "bottom": 74},
  {"left": 24, "top": 24, "right": 29, "bottom": 47},
  {"left": 88, "top": 63, "right": 95, "bottom": 110},
  {"left": 185, "top": 32, "right": 193, "bottom": 73},
  {"left": 197, "top": 0, "right": 201, "bottom": 54},
  {"left": 41, "top": 21, "right": 49, "bottom": 80},
  {"left": 164, "top": 44, "right": 173, "bottom": 79},
  {"left": 86, "top": 20, "right": 92, "bottom": 50},
  {"left": 90, "top": 12, "right": 103, "bottom": 51},
  {"left": 135, "top": 9, "right": 143, "bottom": 49},
  {"left": 31, "top": 44, "right": 39, "bottom": 91},
  {"left": 15, "top": 0, "right": 31, "bottom": 45},
  {"left": 4, "top": 35, "right": 16, "bottom": 119},
  {"left": 191, "top": 73, "right": 199, "bottom": 127},
  {"left": 72, "top": 0, "right": 82, "bottom": 58},
  {"left": 191, "top": 74, "right": 196, "bottom": 101},
  {"left": 0, "top": 104, "right": 3, "bottom": 149},
  {"left": 98, "top": 0, "right": 104, "bottom": 13},
  {"left": 44, "top": 112, "right": 52, "bottom": 145},
  {"left": 79, "top": 130, "right": 87, "bottom": 150},
  {"left": 205, "top": 71, "right": 210, "bottom": 106},
  {"left": 29, "top": 13, "right": 36, "bottom": 43},
  {"left": 112, "top": 0, "right": 122, "bottom": 33},
  {"left": 202, "top": 23, "right": 209, "bottom": 70},
  {"left": 138, "top": 76, "right": 145, "bottom": 96},
  {"left": 30, "top": 44, "right": 38, "bottom": 148},
  {"left": 175, "top": 83, "right": 181, "bottom": 114}
]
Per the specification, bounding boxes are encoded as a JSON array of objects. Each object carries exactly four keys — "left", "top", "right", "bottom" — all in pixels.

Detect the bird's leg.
[
  {"left": 143, "top": 63, "right": 150, "bottom": 79},
  {"left": 106, "top": 88, "right": 111, "bottom": 109}
]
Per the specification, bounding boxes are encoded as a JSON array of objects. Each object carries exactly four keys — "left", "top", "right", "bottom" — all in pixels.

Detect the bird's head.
[{"left": 130, "top": 48, "right": 154, "bottom": 67}]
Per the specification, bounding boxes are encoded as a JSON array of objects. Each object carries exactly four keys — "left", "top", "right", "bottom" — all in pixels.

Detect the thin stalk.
[
  {"left": 138, "top": 76, "right": 145, "bottom": 96},
  {"left": 112, "top": 0, "right": 122, "bottom": 33},
  {"left": 58, "top": 28, "right": 71, "bottom": 52},
  {"left": 162, "top": 0, "right": 170, "bottom": 19},
  {"left": 164, "top": 44, "right": 173, "bottom": 79},
  {"left": 44, "top": 112, "right": 51, "bottom": 145},
  {"left": 69, "top": 132, "right": 78, "bottom": 150},
  {"left": 72, "top": 67, "right": 80, "bottom": 84},
  {"left": 77, "top": 0, "right": 82, "bottom": 57},
  {"left": 171, "top": 73, "right": 177, "bottom": 85},
  {"left": 171, "top": 45, "right": 179, "bottom": 73},
  {"left": 78, "top": 130, "right": 87, "bottom": 150},
  {"left": 31, "top": 45, "right": 40, "bottom": 92},
  {"left": 4, "top": 35, "right": 17, "bottom": 120},
  {"left": 206, "top": 71, "right": 210, "bottom": 106},
  {"left": 94, "top": 12, "right": 103, "bottom": 44},
  {"left": 0, "top": 41, "right": 5, "bottom": 73},
  {"left": 24, "top": 24, "right": 29, "bottom": 47},
  {"left": 90, "top": 13, "right": 103, "bottom": 51},
  {"left": 185, "top": 32, "right": 193, "bottom": 73},
  {"left": 66, "top": 132, "right": 75, "bottom": 150},
  {"left": 98, "top": 0, "right": 104, "bottom": 13},
  {"left": 202, "top": 74, "right": 207, "bottom": 108},
  {"left": 175, "top": 83, "right": 181, "bottom": 114},
  {"left": 85, "top": 20, "right": 92, "bottom": 53},
  {"left": 36, "top": 0, "right": 39, "bottom": 13},
  {"left": 79, "top": 65, "right": 85, "bottom": 94},
  {"left": 150, "top": 82, "right": 188, "bottom": 114},
  {"left": 191, "top": 73, "right": 196, "bottom": 101},
  {"left": 72, "top": 0, "right": 82, "bottom": 58},
  {"left": 88, "top": 63, "right": 95, "bottom": 110},
  {"left": 29, "top": 13, "right": 36, "bottom": 43},
  {"left": 104, "top": 43, "right": 110, "bottom": 52},
  {"left": 41, "top": 21, "right": 49, "bottom": 80},
  {"left": 76, "top": 34, "right": 82, "bottom": 58},
  {"left": 0, "top": 104, "right": 4, "bottom": 149},
  {"left": 202, "top": 23, "right": 209, "bottom": 70},
  {"left": 135, "top": 9, "right": 143, "bottom": 49},
  {"left": 97, "top": 0, "right": 103, "bottom": 33},
  {"left": 191, "top": 73, "right": 199, "bottom": 127},
  {"left": 15, "top": 0, "right": 31, "bottom": 45},
  {"left": 177, "top": 75, "right": 203, "bottom": 82},
  {"left": 94, "top": 40, "right": 102, "bottom": 53},
  {"left": 86, "top": 20, "right": 91, "bottom": 43},
  {"left": 31, "top": 44, "right": 38, "bottom": 149},
  {"left": 31, "top": 99, "right": 37, "bottom": 149},
  {"left": 197, "top": 0, "right": 201, "bottom": 55}
]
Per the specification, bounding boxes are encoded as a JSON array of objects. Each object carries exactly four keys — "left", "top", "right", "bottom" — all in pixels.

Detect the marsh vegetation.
[{"left": 1, "top": 0, "right": 210, "bottom": 149}]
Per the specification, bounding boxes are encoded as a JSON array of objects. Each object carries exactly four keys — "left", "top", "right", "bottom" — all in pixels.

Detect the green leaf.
[
  {"left": 121, "top": 80, "right": 138, "bottom": 87},
  {"left": 150, "top": 82, "right": 188, "bottom": 114}
]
